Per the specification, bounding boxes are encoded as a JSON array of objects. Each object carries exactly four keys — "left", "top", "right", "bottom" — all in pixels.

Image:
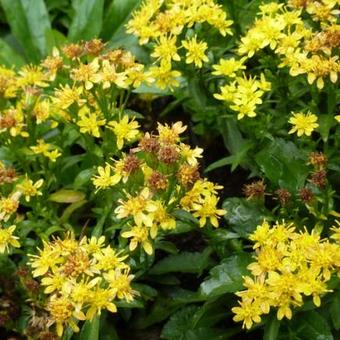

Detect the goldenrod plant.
[{"left": 0, "top": 0, "right": 339, "bottom": 339}]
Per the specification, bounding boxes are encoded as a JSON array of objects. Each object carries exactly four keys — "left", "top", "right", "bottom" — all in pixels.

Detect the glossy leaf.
[
  {"left": 1, "top": 0, "right": 51, "bottom": 61},
  {"left": 101, "top": 0, "right": 141, "bottom": 40},
  {"left": 68, "top": 0, "right": 105, "bottom": 42},
  {"left": 200, "top": 253, "right": 252, "bottom": 297},
  {"left": 255, "top": 138, "right": 309, "bottom": 192},
  {"left": 79, "top": 316, "right": 100, "bottom": 340},
  {"left": 222, "top": 197, "right": 272, "bottom": 237},
  {"left": 149, "top": 248, "right": 213, "bottom": 275},
  {"left": 0, "top": 38, "right": 25, "bottom": 67}
]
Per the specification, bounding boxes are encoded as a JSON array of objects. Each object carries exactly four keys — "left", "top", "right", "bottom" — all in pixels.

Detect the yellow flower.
[
  {"left": 232, "top": 300, "right": 262, "bottom": 329},
  {"left": 151, "top": 35, "right": 180, "bottom": 64},
  {"left": 93, "top": 246, "right": 128, "bottom": 272},
  {"left": 29, "top": 241, "right": 62, "bottom": 277},
  {"left": 288, "top": 111, "right": 319, "bottom": 136},
  {"left": 181, "top": 36, "right": 209, "bottom": 68},
  {"left": 86, "top": 287, "right": 117, "bottom": 320},
  {"left": 104, "top": 268, "right": 136, "bottom": 302},
  {"left": 76, "top": 106, "right": 106, "bottom": 138},
  {"left": 47, "top": 296, "right": 80, "bottom": 337},
  {"left": 71, "top": 58, "right": 101, "bottom": 90},
  {"left": 108, "top": 115, "right": 140, "bottom": 150},
  {"left": 30, "top": 139, "right": 61, "bottom": 162},
  {"left": 179, "top": 143, "right": 203, "bottom": 166},
  {"left": 16, "top": 176, "right": 44, "bottom": 202},
  {"left": 192, "top": 194, "right": 226, "bottom": 228},
  {"left": 149, "top": 64, "right": 181, "bottom": 90},
  {"left": 100, "top": 60, "right": 127, "bottom": 89},
  {"left": 115, "top": 188, "right": 157, "bottom": 226},
  {"left": 121, "top": 224, "right": 153, "bottom": 255},
  {"left": 212, "top": 57, "right": 246, "bottom": 77},
  {"left": 17, "top": 65, "right": 49, "bottom": 87},
  {"left": 0, "top": 195, "right": 19, "bottom": 221},
  {"left": 92, "top": 164, "right": 121, "bottom": 192},
  {"left": 157, "top": 121, "right": 187, "bottom": 145},
  {"left": 0, "top": 225, "right": 20, "bottom": 253},
  {"left": 53, "top": 84, "right": 85, "bottom": 109},
  {"left": 335, "top": 115, "right": 340, "bottom": 123},
  {"left": 41, "top": 274, "right": 66, "bottom": 294}
]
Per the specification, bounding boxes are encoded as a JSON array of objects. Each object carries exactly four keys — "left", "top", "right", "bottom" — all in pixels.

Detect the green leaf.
[
  {"left": 0, "top": 38, "right": 25, "bottom": 67},
  {"left": 68, "top": 0, "right": 105, "bottom": 42},
  {"left": 149, "top": 248, "right": 213, "bottom": 275},
  {"left": 205, "top": 156, "right": 234, "bottom": 173},
  {"left": 60, "top": 200, "right": 87, "bottom": 223},
  {"left": 101, "top": 0, "right": 142, "bottom": 40},
  {"left": 45, "top": 29, "right": 67, "bottom": 54},
  {"left": 330, "top": 291, "right": 340, "bottom": 330},
  {"left": 1, "top": 0, "right": 51, "bottom": 61},
  {"left": 255, "top": 138, "right": 308, "bottom": 192},
  {"left": 79, "top": 316, "right": 100, "bottom": 340},
  {"left": 161, "top": 306, "right": 200, "bottom": 340},
  {"left": 318, "top": 114, "right": 335, "bottom": 142},
  {"left": 200, "top": 253, "right": 252, "bottom": 298},
  {"left": 49, "top": 189, "right": 86, "bottom": 203},
  {"left": 222, "top": 197, "right": 272, "bottom": 237},
  {"left": 74, "top": 168, "right": 95, "bottom": 189},
  {"left": 264, "top": 315, "right": 280, "bottom": 340},
  {"left": 219, "top": 116, "right": 245, "bottom": 155},
  {"left": 292, "top": 310, "right": 333, "bottom": 340}
]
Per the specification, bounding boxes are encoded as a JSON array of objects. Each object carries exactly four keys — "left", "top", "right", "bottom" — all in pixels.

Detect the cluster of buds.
[
  {"left": 28, "top": 234, "right": 135, "bottom": 337},
  {"left": 92, "top": 121, "right": 226, "bottom": 254}
]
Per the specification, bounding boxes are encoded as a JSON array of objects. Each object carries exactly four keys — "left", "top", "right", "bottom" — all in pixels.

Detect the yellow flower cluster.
[
  {"left": 214, "top": 72, "right": 271, "bottom": 120},
  {"left": 29, "top": 234, "right": 135, "bottom": 337},
  {"left": 127, "top": 0, "right": 233, "bottom": 88},
  {"left": 238, "top": 1, "right": 340, "bottom": 89},
  {"left": 0, "top": 174, "right": 43, "bottom": 221},
  {"left": 92, "top": 121, "right": 226, "bottom": 254},
  {"left": 232, "top": 220, "right": 340, "bottom": 329},
  {"left": 0, "top": 41, "right": 150, "bottom": 145},
  {"left": 0, "top": 224, "right": 20, "bottom": 253}
]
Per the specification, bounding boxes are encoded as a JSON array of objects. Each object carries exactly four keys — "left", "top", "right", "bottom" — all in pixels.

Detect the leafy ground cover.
[{"left": 0, "top": 0, "right": 339, "bottom": 339}]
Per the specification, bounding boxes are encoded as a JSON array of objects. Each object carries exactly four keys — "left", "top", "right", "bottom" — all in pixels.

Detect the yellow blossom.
[
  {"left": 182, "top": 36, "right": 209, "bottom": 68},
  {"left": 76, "top": 106, "right": 106, "bottom": 138},
  {"left": 108, "top": 115, "right": 140, "bottom": 150},
  {"left": 0, "top": 225, "right": 20, "bottom": 253},
  {"left": 16, "top": 176, "right": 44, "bottom": 202},
  {"left": 288, "top": 111, "right": 319, "bottom": 136}
]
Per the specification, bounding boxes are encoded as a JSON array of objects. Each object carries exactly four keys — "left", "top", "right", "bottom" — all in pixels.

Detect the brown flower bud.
[
  {"left": 84, "top": 39, "right": 106, "bottom": 56},
  {"left": 309, "top": 170, "right": 327, "bottom": 188},
  {"left": 158, "top": 145, "right": 179, "bottom": 164},
  {"left": 177, "top": 164, "right": 200, "bottom": 187},
  {"left": 138, "top": 133, "right": 160, "bottom": 154},
  {"left": 148, "top": 171, "right": 168, "bottom": 191},
  {"left": 275, "top": 188, "right": 292, "bottom": 206},
  {"left": 299, "top": 187, "right": 314, "bottom": 203},
  {"left": 308, "top": 152, "right": 327, "bottom": 170},
  {"left": 62, "top": 43, "right": 84, "bottom": 59},
  {"left": 0, "top": 167, "right": 17, "bottom": 185},
  {"left": 123, "top": 154, "right": 141, "bottom": 174},
  {"left": 243, "top": 180, "right": 266, "bottom": 200}
]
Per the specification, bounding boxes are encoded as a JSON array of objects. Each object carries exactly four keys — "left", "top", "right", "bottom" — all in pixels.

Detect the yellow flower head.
[
  {"left": 16, "top": 175, "right": 44, "bottom": 202},
  {"left": 288, "top": 111, "right": 319, "bottom": 136},
  {"left": 0, "top": 225, "right": 20, "bottom": 253},
  {"left": 182, "top": 36, "right": 209, "bottom": 68},
  {"left": 76, "top": 106, "right": 106, "bottom": 138},
  {"left": 108, "top": 115, "right": 140, "bottom": 150}
]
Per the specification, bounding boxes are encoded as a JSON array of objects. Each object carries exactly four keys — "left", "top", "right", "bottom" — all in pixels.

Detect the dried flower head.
[{"left": 243, "top": 180, "right": 266, "bottom": 200}]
